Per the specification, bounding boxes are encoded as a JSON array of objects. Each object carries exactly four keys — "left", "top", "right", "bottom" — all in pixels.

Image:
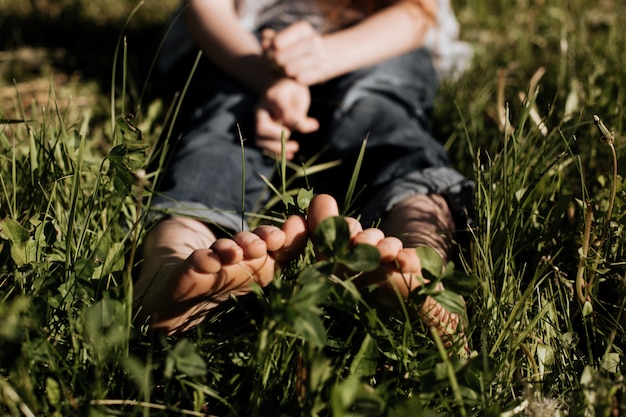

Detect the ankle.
[
  {"left": 379, "top": 193, "right": 454, "bottom": 259},
  {"left": 135, "top": 217, "right": 218, "bottom": 303}
]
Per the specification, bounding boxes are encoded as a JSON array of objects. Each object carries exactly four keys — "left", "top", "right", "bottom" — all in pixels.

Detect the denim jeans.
[{"left": 151, "top": 47, "right": 473, "bottom": 232}]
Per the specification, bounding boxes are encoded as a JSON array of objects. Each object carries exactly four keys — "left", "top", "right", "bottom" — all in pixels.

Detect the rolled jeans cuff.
[
  {"left": 360, "top": 166, "right": 474, "bottom": 228},
  {"left": 147, "top": 201, "right": 247, "bottom": 233}
]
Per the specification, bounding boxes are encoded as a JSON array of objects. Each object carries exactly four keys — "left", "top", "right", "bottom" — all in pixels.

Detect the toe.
[
  {"left": 352, "top": 228, "right": 385, "bottom": 246},
  {"left": 211, "top": 238, "right": 245, "bottom": 264},
  {"left": 395, "top": 248, "right": 422, "bottom": 276},
  {"left": 185, "top": 248, "right": 223, "bottom": 274},
  {"left": 307, "top": 194, "right": 340, "bottom": 233},
  {"left": 277, "top": 215, "right": 308, "bottom": 262},
  {"left": 345, "top": 217, "right": 363, "bottom": 238},
  {"left": 376, "top": 236, "right": 403, "bottom": 263},
  {"left": 233, "top": 231, "right": 268, "bottom": 259},
  {"left": 254, "top": 225, "right": 287, "bottom": 252}
]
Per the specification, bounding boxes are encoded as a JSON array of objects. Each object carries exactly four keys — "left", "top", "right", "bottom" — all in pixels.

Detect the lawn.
[{"left": 1, "top": 0, "right": 625, "bottom": 416}]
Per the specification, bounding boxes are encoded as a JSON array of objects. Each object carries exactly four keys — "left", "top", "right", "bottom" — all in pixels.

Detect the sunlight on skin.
[
  {"left": 135, "top": 215, "right": 308, "bottom": 334},
  {"left": 136, "top": 194, "right": 461, "bottom": 341},
  {"left": 308, "top": 194, "right": 462, "bottom": 340}
]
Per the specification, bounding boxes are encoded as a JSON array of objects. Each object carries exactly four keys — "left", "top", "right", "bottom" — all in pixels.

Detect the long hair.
[{"left": 316, "top": 0, "right": 437, "bottom": 30}]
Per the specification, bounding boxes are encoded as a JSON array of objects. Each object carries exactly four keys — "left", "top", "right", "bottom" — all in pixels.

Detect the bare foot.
[
  {"left": 135, "top": 215, "right": 308, "bottom": 334},
  {"left": 307, "top": 194, "right": 462, "bottom": 339}
]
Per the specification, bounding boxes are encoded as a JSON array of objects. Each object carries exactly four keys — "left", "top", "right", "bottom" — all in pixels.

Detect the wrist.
[
  {"left": 315, "top": 36, "right": 336, "bottom": 84},
  {"left": 319, "top": 33, "right": 350, "bottom": 81},
  {"left": 243, "top": 56, "right": 282, "bottom": 94}
]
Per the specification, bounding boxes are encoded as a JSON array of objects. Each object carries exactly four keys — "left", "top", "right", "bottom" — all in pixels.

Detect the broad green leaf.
[
  {"left": 390, "top": 397, "right": 445, "bottom": 417},
  {"left": 9, "top": 238, "right": 36, "bottom": 268},
  {"left": 340, "top": 243, "right": 380, "bottom": 272},
  {"left": 74, "top": 257, "right": 97, "bottom": 281},
  {"left": 281, "top": 193, "right": 295, "bottom": 207},
  {"left": 0, "top": 218, "right": 38, "bottom": 267},
  {"left": 116, "top": 114, "right": 143, "bottom": 143},
  {"left": 331, "top": 374, "right": 385, "bottom": 417},
  {"left": 297, "top": 264, "right": 327, "bottom": 284},
  {"left": 441, "top": 271, "right": 479, "bottom": 296},
  {"left": 109, "top": 143, "right": 129, "bottom": 159},
  {"left": 416, "top": 246, "right": 444, "bottom": 277},
  {"left": 111, "top": 164, "right": 133, "bottom": 195},
  {"left": 307, "top": 355, "right": 334, "bottom": 393},
  {"left": 108, "top": 143, "right": 147, "bottom": 194},
  {"left": 124, "top": 356, "right": 152, "bottom": 394},
  {"left": 83, "top": 298, "right": 128, "bottom": 359},
  {"left": 293, "top": 310, "right": 326, "bottom": 347},
  {"left": 164, "top": 355, "right": 175, "bottom": 380},
  {"left": 170, "top": 339, "right": 207, "bottom": 377},
  {"left": 292, "top": 275, "right": 330, "bottom": 306},
  {"left": 92, "top": 235, "right": 111, "bottom": 266},
  {"left": 580, "top": 365, "right": 594, "bottom": 386},
  {"left": 349, "top": 334, "right": 378, "bottom": 377},
  {"left": 331, "top": 374, "right": 361, "bottom": 417},
  {"left": 0, "top": 296, "right": 31, "bottom": 341},
  {"left": 537, "top": 344, "right": 554, "bottom": 378},
  {"left": 536, "top": 344, "right": 554, "bottom": 367},
  {"left": 0, "top": 217, "right": 29, "bottom": 243},
  {"left": 601, "top": 352, "right": 620, "bottom": 373},
  {"left": 429, "top": 289, "right": 467, "bottom": 316},
  {"left": 123, "top": 145, "right": 149, "bottom": 170},
  {"left": 314, "top": 216, "right": 351, "bottom": 258},
  {"left": 32, "top": 216, "right": 57, "bottom": 246},
  {"left": 46, "top": 377, "right": 62, "bottom": 407},
  {"left": 297, "top": 187, "right": 314, "bottom": 210}
]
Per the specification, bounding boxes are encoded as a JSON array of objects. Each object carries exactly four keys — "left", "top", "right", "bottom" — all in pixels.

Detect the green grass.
[{"left": 1, "top": 0, "right": 625, "bottom": 415}]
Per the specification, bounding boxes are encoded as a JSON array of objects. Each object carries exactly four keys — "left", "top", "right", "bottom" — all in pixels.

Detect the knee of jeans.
[{"left": 340, "top": 86, "right": 429, "bottom": 123}]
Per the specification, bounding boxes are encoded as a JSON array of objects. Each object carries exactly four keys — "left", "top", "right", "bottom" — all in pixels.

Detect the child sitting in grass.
[{"left": 134, "top": 0, "right": 473, "bottom": 340}]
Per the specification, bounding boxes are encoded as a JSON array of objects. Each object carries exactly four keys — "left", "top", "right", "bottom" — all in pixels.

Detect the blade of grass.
[
  {"left": 342, "top": 138, "right": 367, "bottom": 215},
  {"left": 110, "top": 0, "right": 146, "bottom": 137}
]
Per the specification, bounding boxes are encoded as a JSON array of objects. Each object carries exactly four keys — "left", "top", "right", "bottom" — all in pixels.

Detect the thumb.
[{"left": 294, "top": 116, "right": 320, "bottom": 134}]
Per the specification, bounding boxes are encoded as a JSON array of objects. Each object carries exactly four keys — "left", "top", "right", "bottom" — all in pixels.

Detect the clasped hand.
[{"left": 255, "top": 21, "right": 330, "bottom": 160}]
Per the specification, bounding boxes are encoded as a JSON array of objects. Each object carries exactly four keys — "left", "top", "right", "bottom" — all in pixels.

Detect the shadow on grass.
[{"left": 0, "top": 5, "right": 173, "bottom": 102}]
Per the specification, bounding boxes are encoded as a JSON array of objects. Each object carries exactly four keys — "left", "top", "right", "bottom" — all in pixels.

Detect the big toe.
[
  {"left": 307, "top": 194, "right": 340, "bottom": 233},
  {"left": 275, "top": 215, "right": 309, "bottom": 263}
]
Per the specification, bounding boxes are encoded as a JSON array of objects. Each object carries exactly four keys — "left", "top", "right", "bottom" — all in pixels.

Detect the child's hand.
[
  {"left": 254, "top": 78, "right": 319, "bottom": 160},
  {"left": 261, "top": 21, "right": 331, "bottom": 86}
]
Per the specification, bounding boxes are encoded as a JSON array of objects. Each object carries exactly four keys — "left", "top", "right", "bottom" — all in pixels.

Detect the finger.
[
  {"left": 279, "top": 53, "right": 317, "bottom": 78},
  {"left": 293, "top": 68, "right": 315, "bottom": 86},
  {"left": 256, "top": 107, "right": 290, "bottom": 141},
  {"left": 256, "top": 97, "right": 282, "bottom": 122},
  {"left": 261, "top": 28, "right": 277, "bottom": 51},
  {"left": 273, "top": 21, "right": 315, "bottom": 50},
  {"left": 272, "top": 40, "right": 312, "bottom": 68},
  {"left": 279, "top": 109, "right": 318, "bottom": 134},
  {"left": 294, "top": 116, "right": 319, "bottom": 134},
  {"left": 292, "top": 66, "right": 326, "bottom": 86},
  {"left": 255, "top": 138, "right": 299, "bottom": 159}
]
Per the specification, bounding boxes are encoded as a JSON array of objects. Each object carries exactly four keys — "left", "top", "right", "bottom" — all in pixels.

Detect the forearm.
[
  {"left": 185, "top": 0, "right": 277, "bottom": 93},
  {"left": 323, "top": 1, "right": 437, "bottom": 79}
]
